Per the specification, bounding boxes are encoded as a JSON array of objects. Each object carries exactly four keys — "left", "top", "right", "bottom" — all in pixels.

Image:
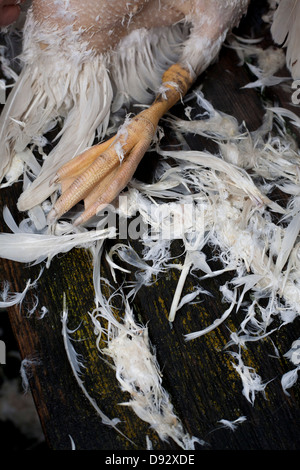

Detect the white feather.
[
  {"left": 184, "top": 288, "right": 237, "bottom": 341},
  {"left": 0, "top": 269, "right": 43, "bottom": 309},
  {"left": 159, "top": 148, "right": 272, "bottom": 208},
  {"left": 169, "top": 255, "right": 192, "bottom": 322},
  {"left": 0, "top": 226, "right": 116, "bottom": 265},
  {"left": 92, "top": 294, "right": 203, "bottom": 450},
  {"left": 281, "top": 366, "right": 300, "bottom": 396},
  {"left": 0, "top": 279, "right": 31, "bottom": 309},
  {"left": 20, "top": 355, "right": 41, "bottom": 393},
  {"left": 217, "top": 416, "right": 247, "bottom": 431},
  {"left": 229, "top": 352, "right": 269, "bottom": 404},
  {"left": 271, "top": 0, "right": 300, "bottom": 78},
  {"left": 61, "top": 296, "right": 123, "bottom": 434}
]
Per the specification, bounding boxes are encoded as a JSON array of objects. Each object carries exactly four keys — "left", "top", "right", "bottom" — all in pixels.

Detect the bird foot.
[
  {"left": 47, "top": 63, "right": 193, "bottom": 226},
  {"left": 47, "top": 112, "right": 156, "bottom": 226}
]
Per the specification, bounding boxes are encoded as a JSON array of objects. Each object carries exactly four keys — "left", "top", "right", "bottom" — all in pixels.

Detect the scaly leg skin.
[{"left": 47, "top": 63, "right": 193, "bottom": 226}]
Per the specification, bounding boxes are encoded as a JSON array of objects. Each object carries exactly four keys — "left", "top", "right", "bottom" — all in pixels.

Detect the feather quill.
[
  {"left": 184, "top": 288, "right": 237, "bottom": 341},
  {"left": 169, "top": 252, "right": 193, "bottom": 322}
]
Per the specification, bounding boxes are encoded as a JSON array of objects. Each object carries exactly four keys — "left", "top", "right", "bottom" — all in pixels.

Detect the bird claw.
[
  {"left": 47, "top": 63, "right": 193, "bottom": 226},
  {"left": 47, "top": 113, "right": 156, "bottom": 226}
]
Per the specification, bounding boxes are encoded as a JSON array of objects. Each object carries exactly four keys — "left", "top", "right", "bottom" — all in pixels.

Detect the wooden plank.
[
  {"left": 1, "top": 3, "right": 300, "bottom": 451},
  {"left": 0, "top": 185, "right": 157, "bottom": 450}
]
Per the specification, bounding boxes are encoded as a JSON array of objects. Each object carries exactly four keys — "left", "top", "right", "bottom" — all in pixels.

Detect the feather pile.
[
  {"left": 89, "top": 290, "right": 203, "bottom": 449},
  {"left": 1, "top": 4, "right": 300, "bottom": 449}
]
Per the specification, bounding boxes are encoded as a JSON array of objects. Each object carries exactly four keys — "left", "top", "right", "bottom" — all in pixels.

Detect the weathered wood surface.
[{"left": 1, "top": 4, "right": 300, "bottom": 450}]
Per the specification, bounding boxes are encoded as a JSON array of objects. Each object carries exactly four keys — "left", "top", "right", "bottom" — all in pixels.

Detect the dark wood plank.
[
  {"left": 0, "top": 185, "right": 159, "bottom": 450},
  {"left": 1, "top": 2, "right": 300, "bottom": 451}
]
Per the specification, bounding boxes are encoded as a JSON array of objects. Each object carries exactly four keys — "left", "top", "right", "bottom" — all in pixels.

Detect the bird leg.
[{"left": 47, "top": 63, "right": 194, "bottom": 226}]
